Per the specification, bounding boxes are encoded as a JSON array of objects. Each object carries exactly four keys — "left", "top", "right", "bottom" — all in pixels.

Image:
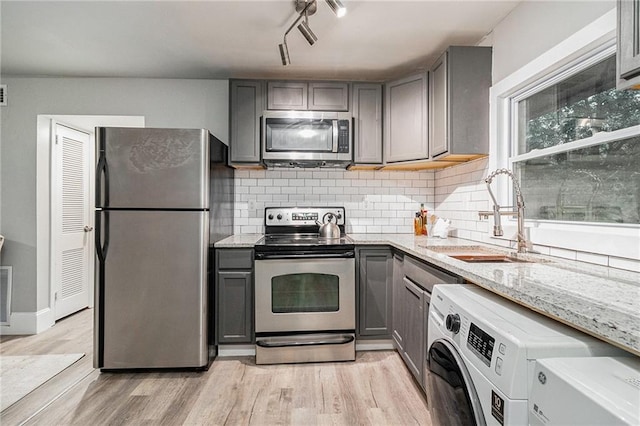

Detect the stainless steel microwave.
[{"left": 262, "top": 111, "right": 352, "bottom": 167}]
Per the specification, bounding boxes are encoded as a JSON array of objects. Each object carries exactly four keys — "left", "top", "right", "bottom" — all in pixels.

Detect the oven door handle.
[
  {"left": 255, "top": 252, "right": 355, "bottom": 260},
  {"left": 256, "top": 334, "right": 355, "bottom": 348}
]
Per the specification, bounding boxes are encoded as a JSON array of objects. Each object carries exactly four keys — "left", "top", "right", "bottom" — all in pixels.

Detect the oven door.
[{"left": 254, "top": 256, "right": 355, "bottom": 333}]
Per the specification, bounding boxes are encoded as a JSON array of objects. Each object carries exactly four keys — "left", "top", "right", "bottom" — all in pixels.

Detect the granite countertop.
[{"left": 215, "top": 233, "right": 640, "bottom": 356}]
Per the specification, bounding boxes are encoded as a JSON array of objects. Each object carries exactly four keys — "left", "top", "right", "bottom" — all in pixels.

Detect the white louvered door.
[{"left": 52, "top": 123, "right": 92, "bottom": 320}]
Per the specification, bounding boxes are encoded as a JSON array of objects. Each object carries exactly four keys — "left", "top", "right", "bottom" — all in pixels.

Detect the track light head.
[
  {"left": 325, "top": 0, "right": 346, "bottom": 17},
  {"left": 279, "top": 43, "right": 290, "bottom": 66},
  {"left": 297, "top": 20, "right": 318, "bottom": 46}
]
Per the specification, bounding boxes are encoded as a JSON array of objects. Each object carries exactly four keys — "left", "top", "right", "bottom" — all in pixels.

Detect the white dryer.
[
  {"left": 529, "top": 356, "right": 640, "bottom": 425},
  {"left": 426, "top": 284, "right": 626, "bottom": 426}
]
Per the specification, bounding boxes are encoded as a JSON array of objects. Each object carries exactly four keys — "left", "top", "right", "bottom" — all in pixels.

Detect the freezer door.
[
  {"left": 96, "top": 127, "right": 209, "bottom": 209},
  {"left": 95, "top": 210, "right": 209, "bottom": 369}
]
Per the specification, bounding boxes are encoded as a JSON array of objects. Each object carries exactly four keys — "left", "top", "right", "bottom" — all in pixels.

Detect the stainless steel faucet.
[{"left": 478, "top": 168, "right": 529, "bottom": 253}]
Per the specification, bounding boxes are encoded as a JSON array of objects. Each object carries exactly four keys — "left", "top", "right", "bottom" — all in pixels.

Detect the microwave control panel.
[{"left": 337, "top": 120, "right": 350, "bottom": 153}]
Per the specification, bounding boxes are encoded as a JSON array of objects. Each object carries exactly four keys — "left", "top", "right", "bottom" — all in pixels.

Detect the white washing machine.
[
  {"left": 426, "top": 284, "right": 627, "bottom": 426},
  {"left": 529, "top": 356, "right": 640, "bottom": 425}
]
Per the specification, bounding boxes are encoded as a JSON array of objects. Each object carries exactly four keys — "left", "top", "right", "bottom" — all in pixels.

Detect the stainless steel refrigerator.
[{"left": 93, "top": 127, "right": 234, "bottom": 370}]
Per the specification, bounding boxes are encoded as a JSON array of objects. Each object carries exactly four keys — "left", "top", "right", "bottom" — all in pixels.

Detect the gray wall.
[
  {"left": 0, "top": 77, "right": 228, "bottom": 312},
  {"left": 491, "top": 0, "right": 615, "bottom": 83}
]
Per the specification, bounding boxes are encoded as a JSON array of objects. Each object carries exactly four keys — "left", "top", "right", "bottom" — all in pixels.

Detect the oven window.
[{"left": 271, "top": 273, "right": 339, "bottom": 313}]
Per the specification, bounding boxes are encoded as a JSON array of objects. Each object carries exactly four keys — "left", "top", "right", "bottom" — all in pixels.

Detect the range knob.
[
  {"left": 445, "top": 313, "right": 461, "bottom": 334},
  {"left": 268, "top": 214, "right": 274, "bottom": 220},
  {"left": 277, "top": 214, "right": 283, "bottom": 220},
  {"left": 336, "top": 212, "right": 343, "bottom": 220}
]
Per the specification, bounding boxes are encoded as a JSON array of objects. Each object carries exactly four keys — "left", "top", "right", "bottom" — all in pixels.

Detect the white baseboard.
[{"left": 0, "top": 308, "right": 54, "bottom": 335}]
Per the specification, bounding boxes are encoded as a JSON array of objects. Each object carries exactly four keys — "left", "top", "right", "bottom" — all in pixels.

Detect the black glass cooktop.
[{"left": 256, "top": 234, "right": 354, "bottom": 248}]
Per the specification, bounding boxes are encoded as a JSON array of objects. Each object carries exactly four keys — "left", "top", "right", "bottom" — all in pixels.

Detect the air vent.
[{"left": 0, "top": 84, "right": 6, "bottom": 106}]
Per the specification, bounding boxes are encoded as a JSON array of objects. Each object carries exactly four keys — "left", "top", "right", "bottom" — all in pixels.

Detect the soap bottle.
[
  {"left": 420, "top": 204, "right": 428, "bottom": 235},
  {"left": 414, "top": 213, "right": 422, "bottom": 235}
]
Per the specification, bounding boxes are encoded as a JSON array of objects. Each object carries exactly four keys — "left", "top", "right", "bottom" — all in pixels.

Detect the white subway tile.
[
  {"left": 608, "top": 256, "right": 640, "bottom": 272},
  {"left": 576, "top": 251, "right": 609, "bottom": 266},
  {"left": 280, "top": 171, "right": 297, "bottom": 179},
  {"left": 549, "top": 247, "right": 577, "bottom": 261}
]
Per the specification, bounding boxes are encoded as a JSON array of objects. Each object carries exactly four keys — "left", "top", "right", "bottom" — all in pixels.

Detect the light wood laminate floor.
[{"left": 1, "top": 309, "right": 431, "bottom": 425}]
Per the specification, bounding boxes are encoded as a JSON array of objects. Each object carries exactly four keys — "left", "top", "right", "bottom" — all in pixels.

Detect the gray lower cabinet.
[
  {"left": 401, "top": 276, "right": 426, "bottom": 384},
  {"left": 357, "top": 247, "right": 393, "bottom": 338},
  {"left": 352, "top": 83, "right": 383, "bottom": 164},
  {"left": 384, "top": 72, "right": 429, "bottom": 163},
  {"left": 618, "top": 0, "right": 640, "bottom": 89},
  {"left": 216, "top": 249, "right": 254, "bottom": 344},
  {"left": 391, "top": 253, "right": 405, "bottom": 350},
  {"left": 429, "top": 46, "right": 492, "bottom": 161},
  {"left": 229, "top": 80, "right": 265, "bottom": 165},
  {"left": 394, "top": 254, "right": 461, "bottom": 390}
]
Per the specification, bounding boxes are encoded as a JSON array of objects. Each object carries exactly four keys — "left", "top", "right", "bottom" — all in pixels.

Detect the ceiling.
[{"left": 0, "top": 0, "right": 522, "bottom": 81}]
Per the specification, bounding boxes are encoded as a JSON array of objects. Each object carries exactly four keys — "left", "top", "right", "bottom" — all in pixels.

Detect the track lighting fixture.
[
  {"left": 325, "top": 0, "right": 347, "bottom": 18},
  {"left": 298, "top": 19, "right": 317, "bottom": 46},
  {"left": 279, "top": 42, "right": 290, "bottom": 66},
  {"left": 277, "top": 0, "right": 346, "bottom": 66}
]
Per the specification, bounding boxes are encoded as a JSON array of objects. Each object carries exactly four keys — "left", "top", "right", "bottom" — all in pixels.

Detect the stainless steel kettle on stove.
[{"left": 316, "top": 214, "right": 341, "bottom": 239}]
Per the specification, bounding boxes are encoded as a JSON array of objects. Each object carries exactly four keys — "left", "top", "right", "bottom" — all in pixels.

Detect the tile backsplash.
[
  {"left": 232, "top": 159, "right": 638, "bottom": 271},
  {"left": 234, "top": 169, "right": 435, "bottom": 234}
]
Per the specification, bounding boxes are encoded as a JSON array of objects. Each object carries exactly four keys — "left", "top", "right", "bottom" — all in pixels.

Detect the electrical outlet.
[
  {"left": 248, "top": 200, "right": 256, "bottom": 210},
  {"left": 363, "top": 200, "right": 372, "bottom": 209}
]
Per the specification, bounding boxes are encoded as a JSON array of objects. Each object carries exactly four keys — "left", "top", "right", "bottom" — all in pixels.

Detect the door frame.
[{"left": 31, "top": 115, "right": 145, "bottom": 334}]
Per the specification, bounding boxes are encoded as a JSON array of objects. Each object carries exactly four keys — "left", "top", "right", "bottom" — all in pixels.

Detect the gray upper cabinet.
[
  {"left": 352, "top": 83, "right": 383, "bottom": 164},
  {"left": 229, "top": 80, "right": 264, "bottom": 164},
  {"left": 429, "top": 54, "right": 448, "bottom": 157},
  {"left": 267, "top": 81, "right": 349, "bottom": 111},
  {"left": 429, "top": 46, "right": 492, "bottom": 161},
  {"left": 267, "top": 81, "right": 308, "bottom": 110},
  {"left": 308, "top": 82, "right": 349, "bottom": 111},
  {"left": 384, "top": 72, "right": 429, "bottom": 163},
  {"left": 618, "top": 0, "right": 640, "bottom": 90}
]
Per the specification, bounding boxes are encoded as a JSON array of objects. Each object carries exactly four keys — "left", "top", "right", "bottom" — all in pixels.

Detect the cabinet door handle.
[{"left": 403, "top": 276, "right": 423, "bottom": 297}]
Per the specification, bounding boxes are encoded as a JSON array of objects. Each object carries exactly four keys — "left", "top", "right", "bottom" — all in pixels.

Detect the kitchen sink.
[
  {"left": 421, "top": 245, "right": 548, "bottom": 263},
  {"left": 448, "top": 254, "right": 532, "bottom": 263}
]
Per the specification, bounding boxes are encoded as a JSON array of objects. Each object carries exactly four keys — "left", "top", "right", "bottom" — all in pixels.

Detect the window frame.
[{"left": 489, "top": 9, "right": 640, "bottom": 261}]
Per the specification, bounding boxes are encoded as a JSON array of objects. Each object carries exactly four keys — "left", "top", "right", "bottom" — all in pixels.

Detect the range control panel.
[{"left": 264, "top": 207, "right": 346, "bottom": 227}]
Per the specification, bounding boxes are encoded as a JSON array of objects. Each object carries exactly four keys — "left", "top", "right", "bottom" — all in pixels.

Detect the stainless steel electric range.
[{"left": 254, "top": 206, "right": 356, "bottom": 365}]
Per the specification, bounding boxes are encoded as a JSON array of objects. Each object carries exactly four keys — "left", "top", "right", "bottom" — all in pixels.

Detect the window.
[{"left": 511, "top": 51, "right": 640, "bottom": 225}]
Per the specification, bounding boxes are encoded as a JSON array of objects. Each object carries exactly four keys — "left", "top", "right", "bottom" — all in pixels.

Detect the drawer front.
[
  {"left": 217, "top": 249, "right": 254, "bottom": 270},
  {"left": 404, "top": 256, "right": 459, "bottom": 292}
]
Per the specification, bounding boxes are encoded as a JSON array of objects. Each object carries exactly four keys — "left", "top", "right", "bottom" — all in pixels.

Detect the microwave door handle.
[{"left": 332, "top": 120, "right": 339, "bottom": 152}]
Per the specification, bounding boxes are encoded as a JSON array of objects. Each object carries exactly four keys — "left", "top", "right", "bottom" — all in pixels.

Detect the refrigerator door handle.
[
  {"left": 95, "top": 211, "right": 110, "bottom": 261},
  {"left": 96, "top": 145, "right": 110, "bottom": 208}
]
